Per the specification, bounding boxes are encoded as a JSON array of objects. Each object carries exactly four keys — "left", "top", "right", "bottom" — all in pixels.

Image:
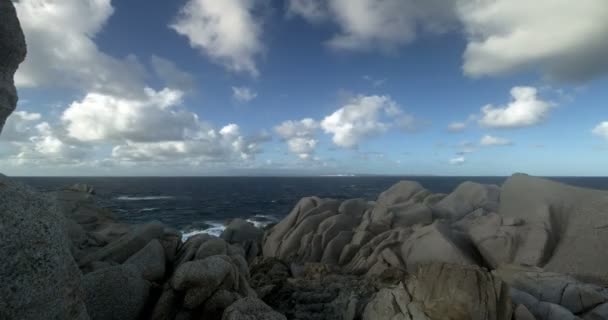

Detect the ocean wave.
[
  {"left": 139, "top": 207, "right": 159, "bottom": 212},
  {"left": 181, "top": 222, "right": 225, "bottom": 241},
  {"left": 115, "top": 196, "right": 175, "bottom": 201},
  {"left": 246, "top": 214, "right": 278, "bottom": 229}
]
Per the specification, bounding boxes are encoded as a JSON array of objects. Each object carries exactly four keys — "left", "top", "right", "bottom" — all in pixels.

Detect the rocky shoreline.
[
  {"left": 3, "top": 173, "right": 608, "bottom": 320},
  {"left": 3, "top": 2, "right": 608, "bottom": 319}
]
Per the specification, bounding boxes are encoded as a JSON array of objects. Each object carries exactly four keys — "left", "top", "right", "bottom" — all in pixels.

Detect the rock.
[
  {"left": 222, "top": 297, "right": 286, "bottom": 320},
  {"left": 79, "top": 220, "right": 165, "bottom": 266},
  {"left": 407, "top": 263, "right": 512, "bottom": 320},
  {"left": 249, "top": 257, "right": 291, "bottom": 300},
  {"left": 584, "top": 302, "right": 608, "bottom": 320},
  {"left": 339, "top": 198, "right": 372, "bottom": 217},
  {"left": 400, "top": 221, "right": 477, "bottom": 272},
  {"left": 82, "top": 264, "right": 150, "bottom": 320},
  {"left": 510, "top": 288, "right": 578, "bottom": 320},
  {"left": 499, "top": 174, "right": 608, "bottom": 282},
  {"left": 514, "top": 304, "right": 536, "bottom": 320},
  {"left": 0, "top": 0, "right": 27, "bottom": 132},
  {"left": 434, "top": 181, "right": 500, "bottom": 220},
  {"left": 151, "top": 287, "right": 179, "bottom": 320},
  {"left": 124, "top": 239, "right": 166, "bottom": 282},
  {"left": 0, "top": 175, "right": 89, "bottom": 320},
  {"left": 65, "top": 183, "right": 96, "bottom": 195},
  {"left": 376, "top": 181, "right": 426, "bottom": 206},
  {"left": 172, "top": 255, "right": 236, "bottom": 291},
  {"left": 174, "top": 233, "right": 215, "bottom": 267},
  {"left": 362, "top": 283, "right": 412, "bottom": 320},
  {"left": 222, "top": 218, "right": 263, "bottom": 262},
  {"left": 494, "top": 265, "right": 607, "bottom": 314},
  {"left": 195, "top": 237, "right": 229, "bottom": 260}
]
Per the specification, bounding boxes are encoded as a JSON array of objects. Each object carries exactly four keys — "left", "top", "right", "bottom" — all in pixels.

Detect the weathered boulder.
[
  {"left": 124, "top": 239, "right": 166, "bottom": 282},
  {"left": 513, "top": 304, "right": 536, "bottom": 320},
  {"left": 222, "top": 218, "right": 263, "bottom": 262},
  {"left": 400, "top": 222, "right": 477, "bottom": 272},
  {"left": 362, "top": 283, "right": 414, "bottom": 320},
  {"left": 376, "top": 181, "right": 427, "bottom": 206},
  {"left": 222, "top": 297, "right": 286, "bottom": 320},
  {"left": 0, "top": 0, "right": 27, "bottom": 132},
  {"left": 499, "top": 174, "right": 608, "bottom": 283},
  {"left": 406, "top": 263, "right": 512, "bottom": 320},
  {"left": 79, "top": 220, "right": 165, "bottom": 266},
  {"left": 433, "top": 181, "right": 500, "bottom": 220},
  {"left": 584, "top": 302, "right": 608, "bottom": 320},
  {"left": 82, "top": 264, "right": 150, "bottom": 320},
  {"left": 0, "top": 175, "right": 89, "bottom": 320}
]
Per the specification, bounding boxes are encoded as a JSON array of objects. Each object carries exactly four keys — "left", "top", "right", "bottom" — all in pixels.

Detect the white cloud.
[
  {"left": 592, "top": 122, "right": 608, "bottom": 140},
  {"left": 459, "top": 0, "right": 608, "bottom": 81},
  {"left": 232, "top": 86, "right": 258, "bottom": 102},
  {"left": 14, "top": 0, "right": 146, "bottom": 96},
  {"left": 61, "top": 88, "right": 202, "bottom": 142},
  {"left": 480, "top": 135, "right": 512, "bottom": 146},
  {"left": 275, "top": 118, "right": 319, "bottom": 159},
  {"left": 449, "top": 156, "right": 466, "bottom": 165},
  {"left": 321, "top": 95, "right": 386, "bottom": 148},
  {"left": 447, "top": 122, "right": 467, "bottom": 132},
  {"left": 287, "top": 0, "right": 328, "bottom": 23},
  {"left": 1, "top": 111, "right": 42, "bottom": 142},
  {"left": 150, "top": 55, "right": 196, "bottom": 91},
  {"left": 290, "top": 0, "right": 456, "bottom": 52},
  {"left": 171, "top": 0, "right": 264, "bottom": 76},
  {"left": 478, "top": 86, "right": 554, "bottom": 128}
]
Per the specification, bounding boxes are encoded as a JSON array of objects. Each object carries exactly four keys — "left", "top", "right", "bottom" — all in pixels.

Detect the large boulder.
[
  {"left": 82, "top": 264, "right": 150, "bottom": 320},
  {"left": 79, "top": 220, "right": 165, "bottom": 266},
  {"left": 124, "top": 239, "right": 166, "bottom": 282},
  {"left": 0, "top": 175, "right": 89, "bottom": 320},
  {"left": 222, "top": 218, "right": 263, "bottom": 262},
  {"left": 499, "top": 174, "right": 608, "bottom": 282},
  {"left": 0, "top": 0, "right": 27, "bottom": 132},
  {"left": 433, "top": 181, "right": 500, "bottom": 221},
  {"left": 407, "top": 263, "right": 512, "bottom": 320}
]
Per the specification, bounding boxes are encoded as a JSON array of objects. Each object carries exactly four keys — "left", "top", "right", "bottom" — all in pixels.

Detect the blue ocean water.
[{"left": 15, "top": 176, "right": 608, "bottom": 237}]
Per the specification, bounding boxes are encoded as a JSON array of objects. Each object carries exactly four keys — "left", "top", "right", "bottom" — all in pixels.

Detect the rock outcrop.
[{"left": 0, "top": 0, "right": 27, "bottom": 132}]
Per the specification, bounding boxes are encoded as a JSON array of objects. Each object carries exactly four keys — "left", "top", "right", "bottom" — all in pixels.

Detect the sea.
[{"left": 15, "top": 176, "right": 608, "bottom": 240}]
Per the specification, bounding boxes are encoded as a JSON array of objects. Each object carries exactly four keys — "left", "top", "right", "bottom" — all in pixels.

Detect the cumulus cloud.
[
  {"left": 480, "top": 135, "right": 513, "bottom": 146},
  {"left": 1, "top": 111, "right": 42, "bottom": 142},
  {"left": 459, "top": 0, "right": 608, "bottom": 82},
  {"left": 61, "top": 88, "right": 199, "bottom": 142},
  {"left": 592, "top": 122, "right": 608, "bottom": 140},
  {"left": 478, "top": 86, "right": 554, "bottom": 128},
  {"left": 111, "top": 124, "right": 269, "bottom": 163},
  {"left": 14, "top": 0, "right": 146, "bottom": 96},
  {"left": 289, "top": 0, "right": 456, "bottom": 51},
  {"left": 232, "top": 86, "right": 258, "bottom": 103},
  {"left": 275, "top": 118, "right": 319, "bottom": 160},
  {"left": 171, "top": 0, "right": 264, "bottom": 76},
  {"left": 321, "top": 95, "right": 417, "bottom": 148},
  {"left": 449, "top": 156, "right": 466, "bottom": 165},
  {"left": 150, "top": 55, "right": 197, "bottom": 91}
]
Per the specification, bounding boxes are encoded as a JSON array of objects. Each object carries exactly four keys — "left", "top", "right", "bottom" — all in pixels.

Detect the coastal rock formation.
[
  {"left": 0, "top": 175, "right": 89, "bottom": 319},
  {"left": 0, "top": 0, "right": 27, "bottom": 132}
]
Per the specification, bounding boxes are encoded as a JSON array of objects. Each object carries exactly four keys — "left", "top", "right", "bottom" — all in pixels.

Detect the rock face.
[
  {"left": 0, "top": 175, "right": 89, "bottom": 319},
  {"left": 0, "top": 0, "right": 27, "bottom": 132}
]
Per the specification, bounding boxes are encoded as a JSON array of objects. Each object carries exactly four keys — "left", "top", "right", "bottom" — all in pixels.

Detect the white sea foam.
[
  {"left": 115, "top": 196, "right": 174, "bottom": 201},
  {"left": 181, "top": 222, "right": 225, "bottom": 241},
  {"left": 139, "top": 207, "right": 159, "bottom": 212},
  {"left": 246, "top": 214, "right": 278, "bottom": 229}
]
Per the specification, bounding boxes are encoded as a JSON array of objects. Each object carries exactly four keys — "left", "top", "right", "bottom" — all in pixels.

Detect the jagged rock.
[
  {"left": 400, "top": 221, "right": 477, "bottom": 272},
  {"left": 433, "top": 181, "right": 500, "bottom": 220},
  {"left": 344, "top": 228, "right": 411, "bottom": 275},
  {"left": 362, "top": 283, "right": 413, "bottom": 320},
  {"left": 124, "top": 239, "right": 166, "bottom": 282},
  {"left": 82, "top": 264, "right": 150, "bottom": 320},
  {"left": 249, "top": 257, "right": 291, "bottom": 299},
  {"left": 222, "top": 297, "right": 286, "bottom": 320},
  {"left": 0, "top": 175, "right": 89, "bottom": 320},
  {"left": 0, "top": 0, "right": 27, "bottom": 132},
  {"left": 499, "top": 174, "right": 608, "bottom": 282},
  {"left": 79, "top": 221, "right": 165, "bottom": 266},
  {"left": 407, "top": 263, "right": 512, "bottom": 320}
]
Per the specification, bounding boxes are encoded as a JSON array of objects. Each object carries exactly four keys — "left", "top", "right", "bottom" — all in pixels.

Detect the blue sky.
[{"left": 2, "top": 0, "right": 607, "bottom": 176}]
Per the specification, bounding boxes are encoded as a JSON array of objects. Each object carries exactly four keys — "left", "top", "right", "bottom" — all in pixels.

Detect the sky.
[{"left": 2, "top": 0, "right": 608, "bottom": 176}]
